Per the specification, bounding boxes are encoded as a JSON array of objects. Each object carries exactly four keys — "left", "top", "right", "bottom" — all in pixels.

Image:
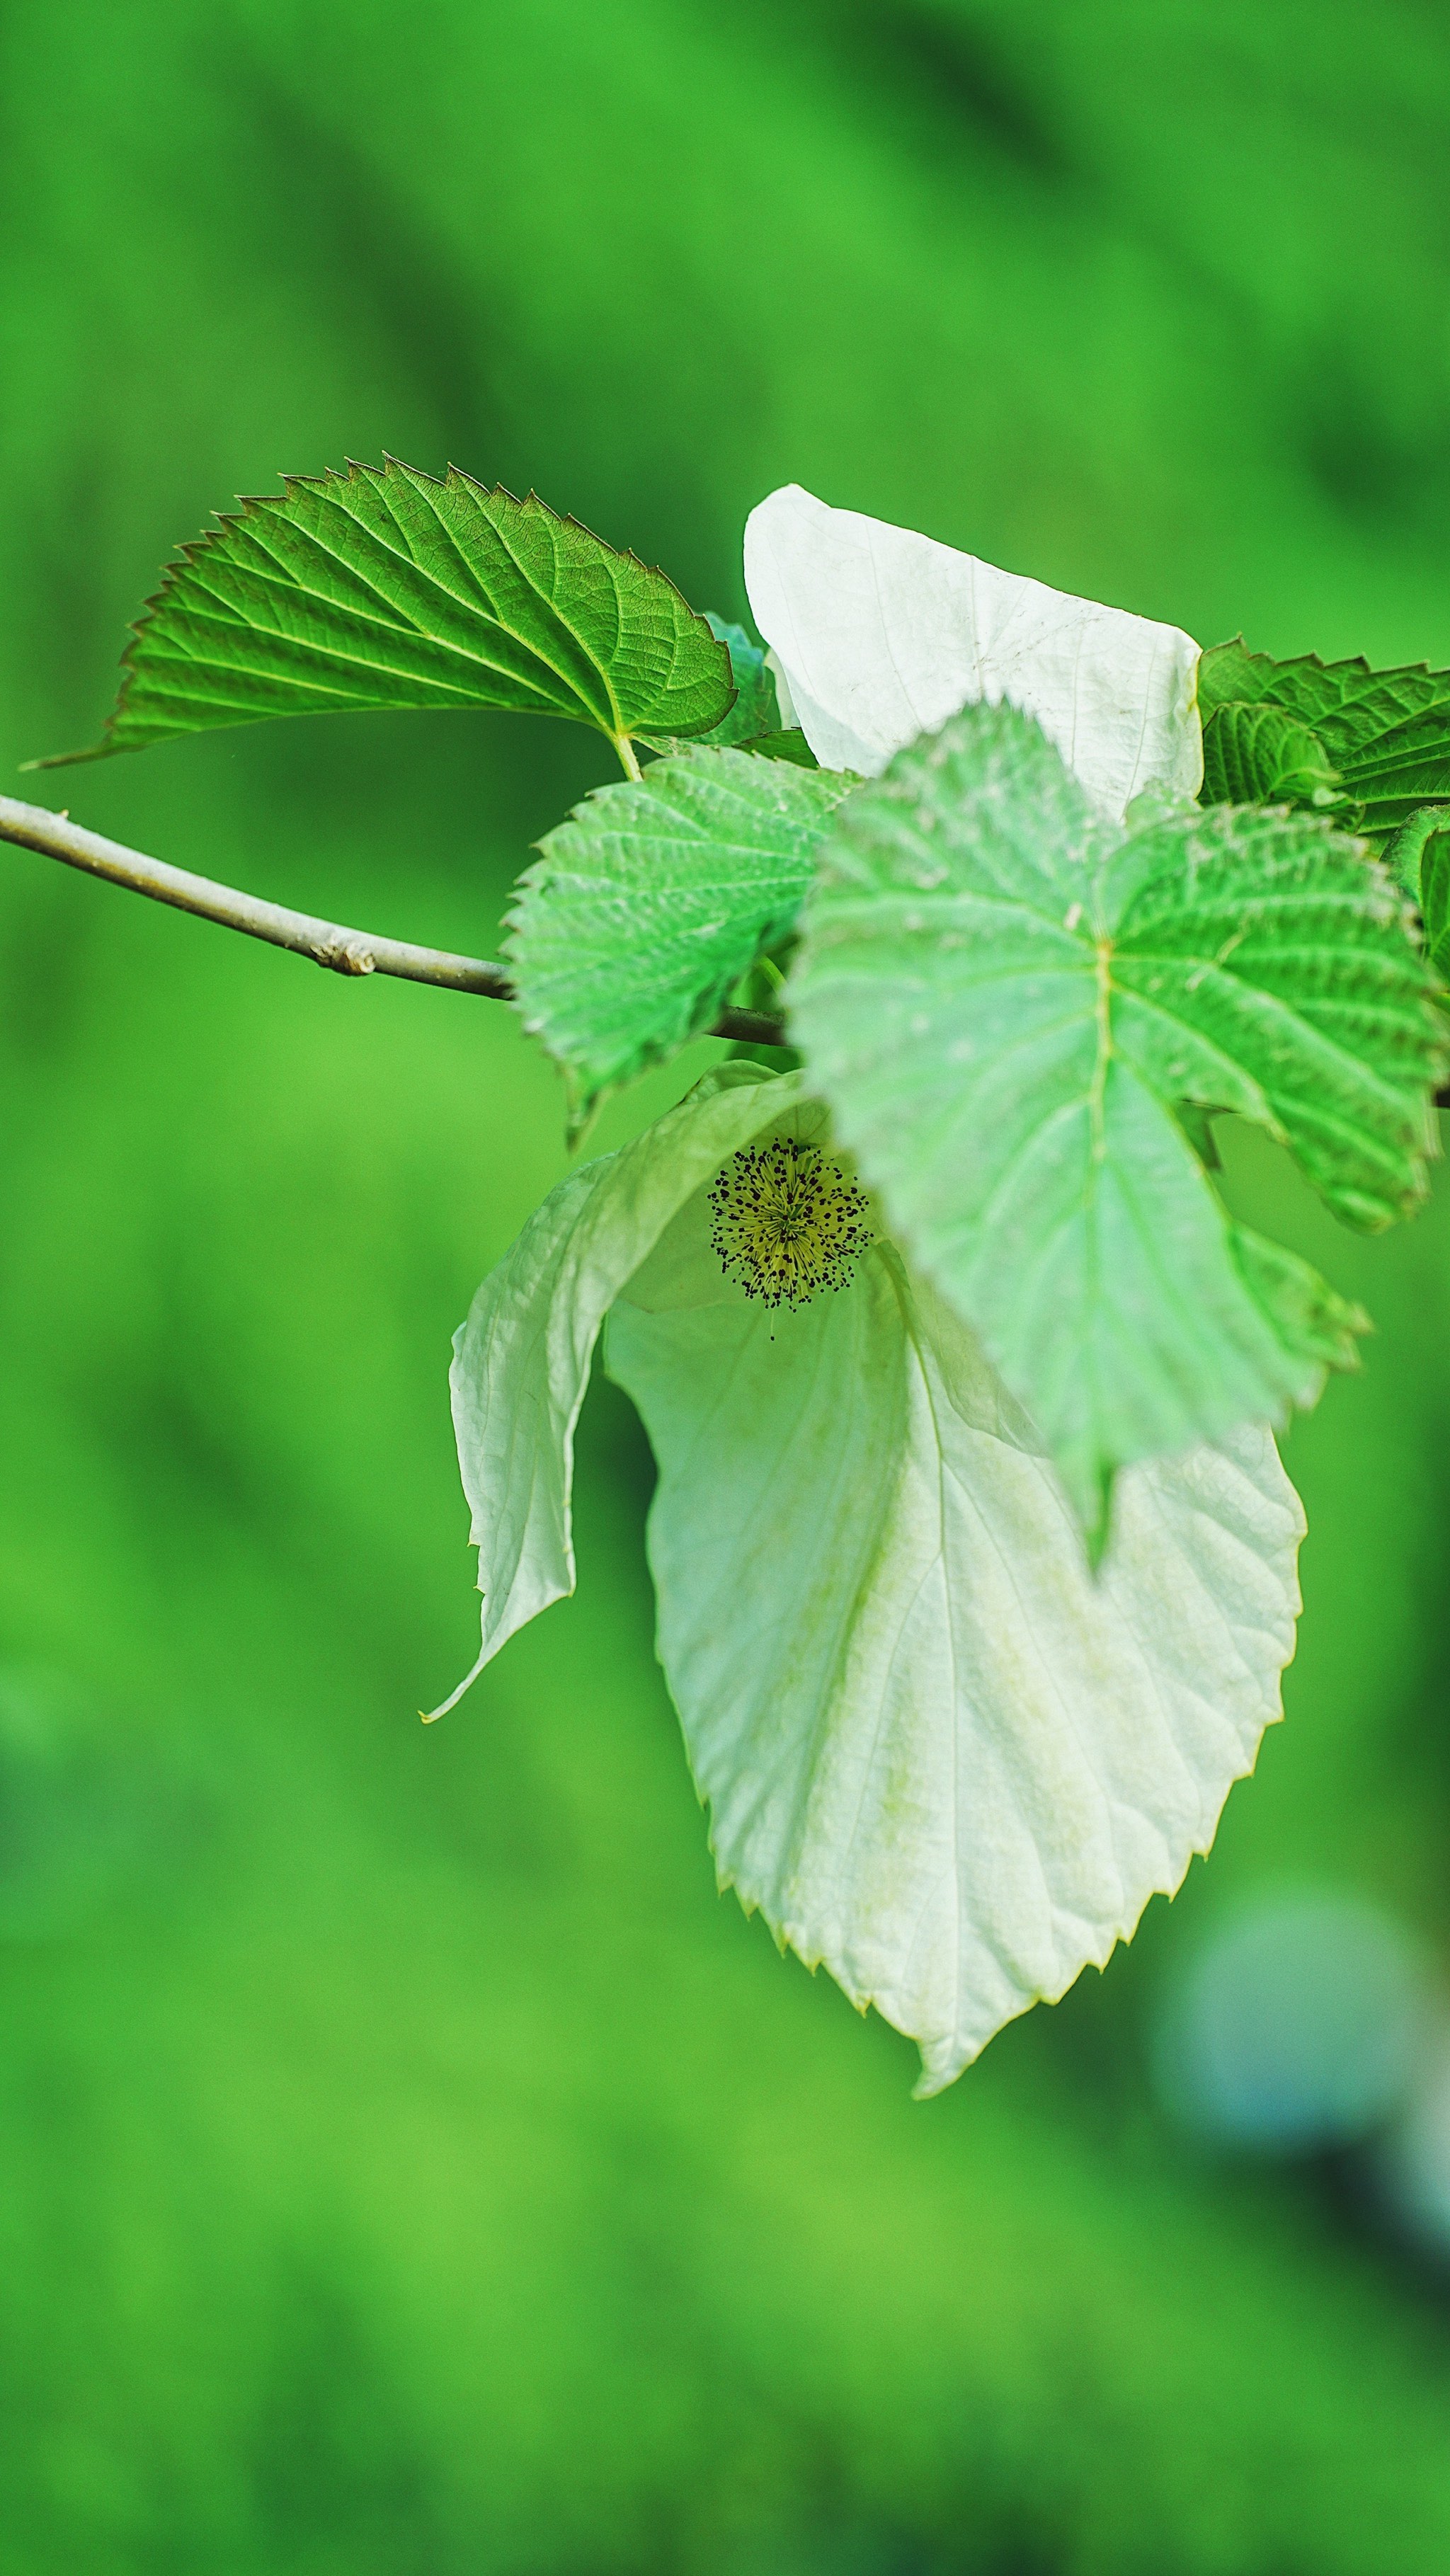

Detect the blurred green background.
[{"left": 4, "top": 3, "right": 1450, "bottom": 2568}]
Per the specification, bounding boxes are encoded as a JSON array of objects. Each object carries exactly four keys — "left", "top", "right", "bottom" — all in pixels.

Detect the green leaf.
[
  {"left": 700, "top": 615, "right": 779, "bottom": 743},
  {"left": 34, "top": 458, "right": 733, "bottom": 768},
  {"left": 1200, "top": 702, "right": 1349, "bottom": 815},
  {"left": 1174, "top": 1103, "right": 1221, "bottom": 1169},
  {"left": 734, "top": 728, "right": 819, "bottom": 767},
  {"left": 507, "top": 745, "right": 856, "bottom": 1121},
  {"left": 1228, "top": 1227, "right": 1369, "bottom": 1376},
  {"left": 636, "top": 614, "right": 806, "bottom": 759},
  {"left": 1382, "top": 804, "right": 1450, "bottom": 991},
  {"left": 1418, "top": 823, "right": 1450, "bottom": 980},
  {"left": 787, "top": 699, "right": 1442, "bottom": 1537},
  {"left": 1386, "top": 798, "right": 1450, "bottom": 900},
  {"left": 1198, "top": 636, "right": 1450, "bottom": 847}
]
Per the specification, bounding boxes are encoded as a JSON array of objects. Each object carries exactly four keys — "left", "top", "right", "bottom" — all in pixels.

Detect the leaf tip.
[
  {"left": 20, "top": 743, "right": 105, "bottom": 772},
  {"left": 1081, "top": 1465, "right": 1117, "bottom": 1574}
]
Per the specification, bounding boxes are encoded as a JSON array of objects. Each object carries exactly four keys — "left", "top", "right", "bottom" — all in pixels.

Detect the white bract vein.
[
  {"left": 442, "top": 1067, "right": 1303, "bottom": 2093},
  {"left": 744, "top": 483, "right": 1203, "bottom": 819}
]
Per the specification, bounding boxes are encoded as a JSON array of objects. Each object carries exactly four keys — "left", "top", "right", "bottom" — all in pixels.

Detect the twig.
[{"left": 0, "top": 796, "right": 788, "bottom": 1045}]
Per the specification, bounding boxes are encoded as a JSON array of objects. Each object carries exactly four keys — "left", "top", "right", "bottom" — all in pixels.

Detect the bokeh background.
[{"left": 4, "top": 4, "right": 1450, "bottom": 2568}]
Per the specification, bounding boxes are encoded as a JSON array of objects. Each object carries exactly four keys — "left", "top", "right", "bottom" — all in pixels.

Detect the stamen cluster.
[{"left": 709, "top": 1135, "right": 872, "bottom": 1310}]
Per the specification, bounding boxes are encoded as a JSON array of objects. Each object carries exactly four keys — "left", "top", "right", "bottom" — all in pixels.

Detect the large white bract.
[
  {"left": 743, "top": 482, "right": 1203, "bottom": 819},
  {"left": 443, "top": 1069, "right": 1303, "bottom": 2093}
]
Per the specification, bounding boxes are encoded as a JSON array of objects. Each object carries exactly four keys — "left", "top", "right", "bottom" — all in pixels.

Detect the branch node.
[{"left": 313, "top": 937, "right": 377, "bottom": 977}]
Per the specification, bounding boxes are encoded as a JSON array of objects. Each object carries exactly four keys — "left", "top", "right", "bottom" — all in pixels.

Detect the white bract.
[
  {"left": 443, "top": 1067, "right": 1303, "bottom": 2093},
  {"left": 744, "top": 482, "right": 1203, "bottom": 818}
]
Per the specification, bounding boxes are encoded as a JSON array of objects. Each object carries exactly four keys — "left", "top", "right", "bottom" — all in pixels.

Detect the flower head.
[{"left": 708, "top": 1136, "right": 872, "bottom": 1310}]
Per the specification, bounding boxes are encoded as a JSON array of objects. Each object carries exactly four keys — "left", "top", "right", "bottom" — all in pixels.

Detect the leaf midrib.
[
  {"left": 154, "top": 479, "right": 649, "bottom": 742},
  {"left": 302, "top": 479, "right": 620, "bottom": 716},
  {"left": 161, "top": 555, "right": 572, "bottom": 714},
  {"left": 215, "top": 503, "right": 595, "bottom": 714}
]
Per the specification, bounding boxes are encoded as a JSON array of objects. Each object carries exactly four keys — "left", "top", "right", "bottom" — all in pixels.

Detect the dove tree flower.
[
  {"left": 6, "top": 456, "right": 1445, "bottom": 2090},
  {"left": 440, "top": 491, "right": 1435, "bottom": 2085},
  {"left": 439, "top": 1058, "right": 1306, "bottom": 2091}
]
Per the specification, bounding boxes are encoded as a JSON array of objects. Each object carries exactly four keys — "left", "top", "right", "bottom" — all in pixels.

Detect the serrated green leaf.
[
  {"left": 787, "top": 700, "right": 1442, "bottom": 1535},
  {"left": 1417, "top": 824, "right": 1450, "bottom": 979},
  {"left": 700, "top": 616, "right": 779, "bottom": 743},
  {"left": 637, "top": 615, "right": 797, "bottom": 758},
  {"left": 1228, "top": 1227, "right": 1369, "bottom": 1375},
  {"left": 1198, "top": 637, "right": 1450, "bottom": 848},
  {"left": 35, "top": 458, "right": 733, "bottom": 768},
  {"left": 507, "top": 746, "right": 856, "bottom": 1121},
  {"left": 734, "top": 728, "right": 819, "bottom": 767},
  {"left": 1385, "top": 800, "right": 1450, "bottom": 1006},
  {"left": 1388, "top": 803, "right": 1450, "bottom": 901},
  {"left": 1174, "top": 1103, "right": 1221, "bottom": 1169},
  {"left": 1201, "top": 702, "right": 1349, "bottom": 815}
]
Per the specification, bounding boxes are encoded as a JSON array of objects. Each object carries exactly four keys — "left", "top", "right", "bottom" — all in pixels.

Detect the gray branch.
[{"left": 0, "top": 795, "right": 789, "bottom": 1045}]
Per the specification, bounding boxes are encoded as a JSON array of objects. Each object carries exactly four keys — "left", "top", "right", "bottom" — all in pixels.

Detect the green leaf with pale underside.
[
  {"left": 787, "top": 700, "right": 1441, "bottom": 1539},
  {"left": 35, "top": 458, "right": 733, "bottom": 767},
  {"left": 1198, "top": 637, "right": 1450, "bottom": 847},
  {"left": 507, "top": 745, "right": 855, "bottom": 1119}
]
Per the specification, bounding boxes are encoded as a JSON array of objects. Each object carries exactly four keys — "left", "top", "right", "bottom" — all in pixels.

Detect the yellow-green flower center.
[{"left": 709, "top": 1137, "right": 872, "bottom": 1310}]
